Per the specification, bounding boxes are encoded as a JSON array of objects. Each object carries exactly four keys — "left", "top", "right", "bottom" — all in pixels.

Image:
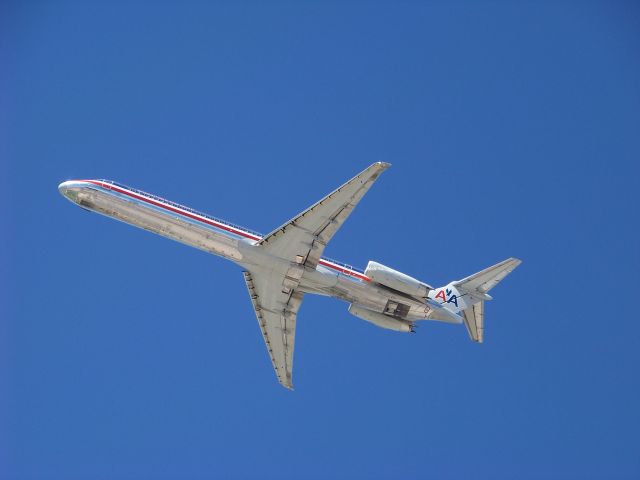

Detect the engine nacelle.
[
  {"left": 364, "top": 261, "right": 432, "bottom": 297},
  {"left": 348, "top": 304, "right": 413, "bottom": 332}
]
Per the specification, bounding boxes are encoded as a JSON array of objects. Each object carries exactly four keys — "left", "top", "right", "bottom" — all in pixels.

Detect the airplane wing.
[
  {"left": 245, "top": 163, "right": 390, "bottom": 388},
  {"left": 243, "top": 270, "right": 304, "bottom": 389},
  {"left": 257, "top": 162, "right": 390, "bottom": 268}
]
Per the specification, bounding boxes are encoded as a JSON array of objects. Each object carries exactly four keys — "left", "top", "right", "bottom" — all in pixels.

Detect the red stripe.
[
  {"left": 318, "top": 259, "right": 371, "bottom": 282},
  {"left": 83, "top": 180, "right": 371, "bottom": 282},
  {"left": 86, "top": 180, "right": 261, "bottom": 241}
]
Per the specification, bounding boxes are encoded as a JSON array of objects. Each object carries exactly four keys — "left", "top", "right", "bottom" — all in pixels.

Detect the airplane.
[{"left": 59, "top": 163, "right": 521, "bottom": 389}]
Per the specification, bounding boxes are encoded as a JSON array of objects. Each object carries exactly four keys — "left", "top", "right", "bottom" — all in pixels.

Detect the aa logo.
[{"left": 435, "top": 288, "right": 458, "bottom": 308}]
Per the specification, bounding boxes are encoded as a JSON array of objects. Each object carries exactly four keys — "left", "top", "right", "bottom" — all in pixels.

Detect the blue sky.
[{"left": 3, "top": 1, "right": 640, "bottom": 479}]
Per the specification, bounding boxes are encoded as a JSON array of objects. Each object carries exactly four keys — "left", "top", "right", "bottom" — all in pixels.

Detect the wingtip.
[
  {"left": 278, "top": 373, "right": 294, "bottom": 390},
  {"left": 374, "top": 161, "right": 391, "bottom": 169}
]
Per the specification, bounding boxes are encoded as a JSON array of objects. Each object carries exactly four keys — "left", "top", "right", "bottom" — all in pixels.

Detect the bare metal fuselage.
[{"left": 59, "top": 180, "right": 440, "bottom": 322}]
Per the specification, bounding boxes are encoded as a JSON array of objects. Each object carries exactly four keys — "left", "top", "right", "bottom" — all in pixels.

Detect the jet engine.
[
  {"left": 364, "top": 261, "right": 432, "bottom": 297},
  {"left": 348, "top": 304, "right": 413, "bottom": 332}
]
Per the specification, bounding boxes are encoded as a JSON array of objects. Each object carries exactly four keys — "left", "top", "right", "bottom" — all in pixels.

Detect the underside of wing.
[
  {"left": 243, "top": 270, "right": 304, "bottom": 389},
  {"left": 257, "top": 162, "right": 390, "bottom": 269},
  {"left": 243, "top": 163, "right": 390, "bottom": 388}
]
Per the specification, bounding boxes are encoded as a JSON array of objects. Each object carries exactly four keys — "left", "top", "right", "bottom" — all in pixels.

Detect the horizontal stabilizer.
[
  {"left": 462, "top": 301, "right": 484, "bottom": 343},
  {"left": 453, "top": 257, "right": 521, "bottom": 294}
]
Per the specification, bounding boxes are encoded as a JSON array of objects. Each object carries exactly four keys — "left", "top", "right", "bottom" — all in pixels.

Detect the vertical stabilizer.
[{"left": 429, "top": 258, "right": 521, "bottom": 342}]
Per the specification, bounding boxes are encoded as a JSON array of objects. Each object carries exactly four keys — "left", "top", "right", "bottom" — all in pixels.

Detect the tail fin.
[
  {"left": 429, "top": 258, "right": 521, "bottom": 342},
  {"left": 457, "top": 257, "right": 521, "bottom": 342}
]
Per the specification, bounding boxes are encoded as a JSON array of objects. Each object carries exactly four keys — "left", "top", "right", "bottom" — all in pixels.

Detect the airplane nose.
[
  {"left": 58, "top": 180, "right": 82, "bottom": 203},
  {"left": 58, "top": 181, "right": 74, "bottom": 199}
]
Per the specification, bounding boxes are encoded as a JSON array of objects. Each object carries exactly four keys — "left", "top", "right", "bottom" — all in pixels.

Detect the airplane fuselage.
[{"left": 59, "top": 179, "right": 438, "bottom": 323}]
